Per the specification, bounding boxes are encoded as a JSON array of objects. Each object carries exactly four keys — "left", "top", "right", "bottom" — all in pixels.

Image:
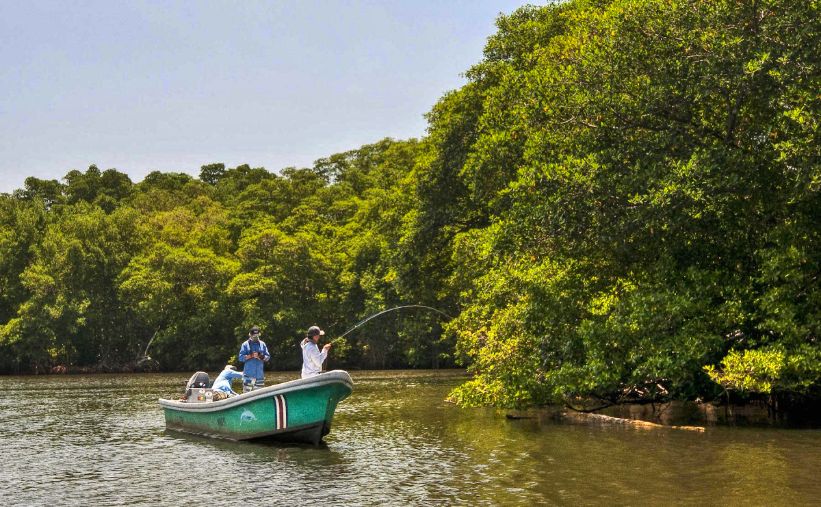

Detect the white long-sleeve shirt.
[{"left": 301, "top": 339, "right": 328, "bottom": 378}]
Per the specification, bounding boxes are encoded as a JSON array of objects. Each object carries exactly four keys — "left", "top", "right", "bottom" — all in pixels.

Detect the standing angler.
[
  {"left": 238, "top": 326, "right": 270, "bottom": 392},
  {"left": 301, "top": 325, "right": 332, "bottom": 378}
]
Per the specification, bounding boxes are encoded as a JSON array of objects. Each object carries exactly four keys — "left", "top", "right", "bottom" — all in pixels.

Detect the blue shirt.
[
  {"left": 212, "top": 368, "right": 243, "bottom": 395},
  {"left": 238, "top": 338, "right": 270, "bottom": 380}
]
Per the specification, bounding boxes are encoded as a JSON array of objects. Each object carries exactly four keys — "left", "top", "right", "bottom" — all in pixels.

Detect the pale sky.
[{"left": 0, "top": 0, "right": 532, "bottom": 193}]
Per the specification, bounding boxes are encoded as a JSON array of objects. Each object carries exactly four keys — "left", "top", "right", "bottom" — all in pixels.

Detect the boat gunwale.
[{"left": 158, "top": 369, "right": 353, "bottom": 413}]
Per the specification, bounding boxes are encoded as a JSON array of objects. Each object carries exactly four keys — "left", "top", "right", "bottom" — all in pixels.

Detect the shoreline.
[{"left": 505, "top": 399, "right": 821, "bottom": 430}]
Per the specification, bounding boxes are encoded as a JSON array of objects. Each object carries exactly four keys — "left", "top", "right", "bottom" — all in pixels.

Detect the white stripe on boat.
[{"left": 275, "top": 395, "right": 288, "bottom": 430}]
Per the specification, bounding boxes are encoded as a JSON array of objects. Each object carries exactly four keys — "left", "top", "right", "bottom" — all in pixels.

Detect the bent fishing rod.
[{"left": 331, "top": 305, "right": 453, "bottom": 343}]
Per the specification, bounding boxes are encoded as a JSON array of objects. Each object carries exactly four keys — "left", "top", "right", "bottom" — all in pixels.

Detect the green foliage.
[
  {"left": 0, "top": 137, "right": 444, "bottom": 373},
  {"left": 441, "top": 0, "right": 821, "bottom": 406},
  {"left": 0, "top": 202, "right": 144, "bottom": 370},
  {"left": 0, "top": 0, "right": 818, "bottom": 409},
  {"left": 705, "top": 345, "right": 821, "bottom": 395}
]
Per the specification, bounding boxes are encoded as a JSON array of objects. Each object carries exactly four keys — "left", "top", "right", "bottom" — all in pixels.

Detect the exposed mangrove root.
[{"left": 566, "top": 411, "right": 706, "bottom": 432}]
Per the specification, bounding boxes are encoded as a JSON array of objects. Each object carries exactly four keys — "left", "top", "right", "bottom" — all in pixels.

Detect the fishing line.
[
  {"left": 141, "top": 305, "right": 451, "bottom": 363},
  {"left": 334, "top": 305, "right": 452, "bottom": 342}
]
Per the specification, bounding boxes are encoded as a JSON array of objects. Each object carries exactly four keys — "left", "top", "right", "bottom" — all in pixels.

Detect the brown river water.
[{"left": 1, "top": 370, "right": 819, "bottom": 506}]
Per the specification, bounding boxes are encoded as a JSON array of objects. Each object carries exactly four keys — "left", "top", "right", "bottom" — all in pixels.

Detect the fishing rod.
[
  {"left": 331, "top": 305, "right": 453, "bottom": 343},
  {"left": 136, "top": 325, "right": 165, "bottom": 366}
]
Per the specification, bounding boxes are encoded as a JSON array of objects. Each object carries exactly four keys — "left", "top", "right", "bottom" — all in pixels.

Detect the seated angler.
[{"left": 211, "top": 364, "right": 243, "bottom": 400}]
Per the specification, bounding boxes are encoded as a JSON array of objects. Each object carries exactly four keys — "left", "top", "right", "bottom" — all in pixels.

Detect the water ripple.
[{"left": 1, "top": 371, "right": 819, "bottom": 506}]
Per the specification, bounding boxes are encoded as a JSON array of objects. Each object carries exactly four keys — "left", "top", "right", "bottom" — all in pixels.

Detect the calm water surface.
[{"left": 1, "top": 370, "right": 819, "bottom": 506}]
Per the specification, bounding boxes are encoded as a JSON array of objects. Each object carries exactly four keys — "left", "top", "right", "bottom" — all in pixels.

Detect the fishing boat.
[{"left": 159, "top": 370, "right": 353, "bottom": 445}]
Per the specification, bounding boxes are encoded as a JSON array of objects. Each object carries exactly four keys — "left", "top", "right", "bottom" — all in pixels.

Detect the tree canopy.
[{"left": 1, "top": 0, "right": 818, "bottom": 409}]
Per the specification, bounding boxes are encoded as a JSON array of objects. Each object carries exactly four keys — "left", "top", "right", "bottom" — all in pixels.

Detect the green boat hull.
[{"left": 159, "top": 370, "right": 353, "bottom": 445}]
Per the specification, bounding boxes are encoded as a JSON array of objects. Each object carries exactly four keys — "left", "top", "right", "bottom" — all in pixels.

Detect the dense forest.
[{"left": 1, "top": 0, "right": 819, "bottom": 409}]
